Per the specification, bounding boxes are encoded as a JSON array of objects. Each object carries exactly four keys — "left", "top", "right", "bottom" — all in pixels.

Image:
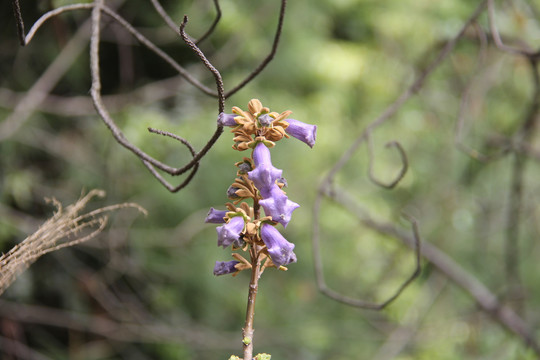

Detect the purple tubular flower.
[
  {"left": 216, "top": 216, "right": 245, "bottom": 248},
  {"left": 260, "top": 223, "right": 297, "bottom": 267},
  {"left": 218, "top": 113, "right": 237, "bottom": 127},
  {"left": 259, "top": 185, "right": 300, "bottom": 228},
  {"left": 205, "top": 208, "right": 227, "bottom": 223},
  {"left": 248, "top": 142, "right": 283, "bottom": 198},
  {"left": 284, "top": 118, "right": 317, "bottom": 148},
  {"left": 213, "top": 260, "right": 240, "bottom": 276}
]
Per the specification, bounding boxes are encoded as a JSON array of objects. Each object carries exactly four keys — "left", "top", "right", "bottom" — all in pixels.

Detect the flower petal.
[
  {"left": 216, "top": 216, "right": 245, "bottom": 248},
  {"left": 259, "top": 185, "right": 299, "bottom": 228},
  {"left": 213, "top": 260, "right": 240, "bottom": 276},
  {"left": 260, "top": 223, "right": 297, "bottom": 267},
  {"left": 284, "top": 118, "right": 317, "bottom": 148},
  {"left": 205, "top": 207, "right": 227, "bottom": 223},
  {"left": 248, "top": 142, "right": 282, "bottom": 198}
]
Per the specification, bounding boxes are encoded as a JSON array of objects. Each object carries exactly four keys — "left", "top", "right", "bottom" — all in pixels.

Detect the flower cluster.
[{"left": 206, "top": 99, "right": 317, "bottom": 276}]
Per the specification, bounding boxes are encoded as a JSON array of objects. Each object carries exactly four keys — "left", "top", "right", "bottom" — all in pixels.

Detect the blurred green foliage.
[{"left": 1, "top": 0, "right": 540, "bottom": 359}]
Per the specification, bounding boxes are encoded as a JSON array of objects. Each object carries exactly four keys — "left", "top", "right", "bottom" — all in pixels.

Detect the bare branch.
[
  {"left": 487, "top": 0, "right": 538, "bottom": 57},
  {"left": 11, "top": 0, "right": 25, "bottom": 45},
  {"left": 149, "top": 0, "right": 221, "bottom": 45},
  {"left": 100, "top": 5, "right": 215, "bottom": 96},
  {"left": 312, "top": 186, "right": 421, "bottom": 310},
  {"left": 180, "top": 15, "right": 225, "bottom": 113},
  {"left": 149, "top": 0, "right": 182, "bottom": 37},
  {"left": 24, "top": 3, "right": 94, "bottom": 45},
  {"left": 320, "top": 185, "right": 540, "bottom": 355},
  {"left": 144, "top": 128, "right": 200, "bottom": 192},
  {"left": 90, "top": 3, "right": 224, "bottom": 192},
  {"left": 323, "top": 0, "right": 488, "bottom": 184},
  {"left": 225, "top": 0, "right": 287, "bottom": 97},
  {"left": 504, "top": 58, "right": 540, "bottom": 310},
  {"left": 196, "top": 0, "right": 222, "bottom": 45},
  {"left": 367, "top": 137, "right": 408, "bottom": 189}
]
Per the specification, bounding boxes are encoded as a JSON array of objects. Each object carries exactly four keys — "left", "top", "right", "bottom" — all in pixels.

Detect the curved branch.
[
  {"left": 149, "top": 0, "right": 180, "bottom": 36},
  {"left": 323, "top": 0, "right": 488, "bottom": 187},
  {"left": 195, "top": 0, "right": 222, "bottom": 45},
  {"left": 100, "top": 5, "right": 215, "bottom": 96},
  {"left": 145, "top": 128, "right": 199, "bottom": 192},
  {"left": 367, "top": 136, "right": 408, "bottom": 189},
  {"left": 312, "top": 187, "right": 421, "bottom": 310},
  {"left": 487, "top": 0, "right": 538, "bottom": 57},
  {"left": 225, "top": 0, "right": 287, "bottom": 97},
  {"left": 24, "top": 3, "right": 94, "bottom": 45},
  {"left": 90, "top": 4, "right": 223, "bottom": 192},
  {"left": 180, "top": 15, "right": 225, "bottom": 113},
  {"left": 150, "top": 0, "right": 221, "bottom": 45}
]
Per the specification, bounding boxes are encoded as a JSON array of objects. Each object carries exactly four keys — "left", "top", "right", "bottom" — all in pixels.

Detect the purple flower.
[
  {"left": 259, "top": 185, "right": 299, "bottom": 228},
  {"left": 213, "top": 260, "right": 240, "bottom": 276},
  {"left": 205, "top": 208, "right": 227, "bottom": 224},
  {"left": 260, "top": 224, "right": 297, "bottom": 267},
  {"left": 218, "top": 113, "right": 237, "bottom": 126},
  {"left": 248, "top": 142, "right": 283, "bottom": 198},
  {"left": 285, "top": 118, "right": 317, "bottom": 148},
  {"left": 216, "top": 216, "right": 245, "bottom": 248}
]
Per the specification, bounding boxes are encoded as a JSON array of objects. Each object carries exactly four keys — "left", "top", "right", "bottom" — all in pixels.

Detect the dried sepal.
[{"left": 248, "top": 99, "right": 263, "bottom": 115}]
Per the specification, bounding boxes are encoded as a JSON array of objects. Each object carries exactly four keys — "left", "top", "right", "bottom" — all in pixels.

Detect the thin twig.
[
  {"left": 312, "top": 187, "right": 421, "bottom": 310},
  {"left": 144, "top": 128, "right": 200, "bottom": 192},
  {"left": 149, "top": 0, "right": 181, "bottom": 36},
  {"left": 324, "top": 0, "right": 488, "bottom": 183},
  {"left": 367, "top": 136, "right": 408, "bottom": 189},
  {"left": 225, "top": 0, "right": 287, "bottom": 97},
  {"left": 24, "top": 3, "right": 94, "bottom": 45},
  {"left": 321, "top": 185, "right": 540, "bottom": 355},
  {"left": 100, "top": 5, "right": 215, "bottom": 96},
  {"left": 11, "top": 0, "right": 25, "bottom": 45},
  {"left": 196, "top": 0, "right": 222, "bottom": 45},
  {"left": 180, "top": 15, "right": 225, "bottom": 112},
  {"left": 487, "top": 0, "right": 538, "bottom": 57},
  {"left": 90, "top": 4, "right": 223, "bottom": 191},
  {"left": 504, "top": 58, "right": 540, "bottom": 310},
  {"left": 149, "top": 0, "right": 222, "bottom": 45}
]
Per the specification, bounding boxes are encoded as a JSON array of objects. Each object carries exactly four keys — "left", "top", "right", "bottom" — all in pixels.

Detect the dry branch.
[{"left": 0, "top": 189, "right": 146, "bottom": 296}]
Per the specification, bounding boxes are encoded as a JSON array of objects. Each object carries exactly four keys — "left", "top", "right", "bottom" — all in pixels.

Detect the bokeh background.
[{"left": 1, "top": 0, "right": 540, "bottom": 359}]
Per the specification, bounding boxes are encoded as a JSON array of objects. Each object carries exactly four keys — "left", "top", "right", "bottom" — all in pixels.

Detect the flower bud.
[
  {"left": 205, "top": 208, "right": 228, "bottom": 223},
  {"left": 218, "top": 113, "right": 237, "bottom": 126},
  {"left": 258, "top": 114, "right": 273, "bottom": 127},
  {"left": 213, "top": 260, "right": 240, "bottom": 276}
]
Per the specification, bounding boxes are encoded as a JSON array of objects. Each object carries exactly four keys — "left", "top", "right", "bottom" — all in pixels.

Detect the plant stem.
[
  {"left": 242, "top": 246, "right": 261, "bottom": 360},
  {"left": 243, "top": 197, "right": 261, "bottom": 360}
]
